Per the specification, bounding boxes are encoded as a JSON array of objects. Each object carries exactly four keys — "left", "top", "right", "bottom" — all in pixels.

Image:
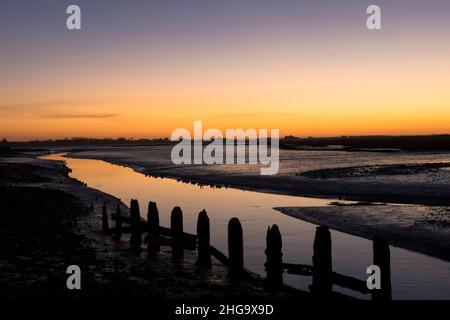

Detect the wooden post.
[
  {"left": 102, "top": 202, "right": 109, "bottom": 233},
  {"left": 228, "top": 217, "right": 244, "bottom": 276},
  {"left": 129, "top": 199, "right": 142, "bottom": 250},
  {"left": 147, "top": 201, "right": 160, "bottom": 252},
  {"left": 265, "top": 224, "right": 283, "bottom": 289},
  {"left": 311, "top": 226, "right": 332, "bottom": 296},
  {"left": 171, "top": 206, "right": 183, "bottom": 259},
  {"left": 130, "top": 199, "right": 140, "bottom": 220},
  {"left": 372, "top": 236, "right": 392, "bottom": 301},
  {"left": 195, "top": 210, "right": 211, "bottom": 268},
  {"left": 114, "top": 203, "right": 122, "bottom": 237}
]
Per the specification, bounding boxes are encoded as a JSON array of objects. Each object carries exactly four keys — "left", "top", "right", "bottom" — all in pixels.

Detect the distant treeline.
[
  {"left": 282, "top": 135, "right": 450, "bottom": 151},
  {"left": 2, "top": 135, "right": 450, "bottom": 151},
  {"left": 2, "top": 137, "right": 171, "bottom": 148}
]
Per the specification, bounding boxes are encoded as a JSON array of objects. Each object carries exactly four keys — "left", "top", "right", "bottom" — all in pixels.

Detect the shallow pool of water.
[{"left": 42, "top": 153, "right": 450, "bottom": 299}]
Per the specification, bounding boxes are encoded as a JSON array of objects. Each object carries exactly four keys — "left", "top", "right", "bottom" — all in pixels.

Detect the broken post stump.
[
  {"left": 311, "top": 226, "right": 332, "bottom": 296},
  {"left": 372, "top": 236, "right": 392, "bottom": 301},
  {"left": 228, "top": 217, "right": 244, "bottom": 276},
  {"left": 147, "top": 201, "right": 160, "bottom": 252},
  {"left": 129, "top": 199, "right": 142, "bottom": 250},
  {"left": 265, "top": 224, "right": 283, "bottom": 289},
  {"left": 171, "top": 206, "right": 184, "bottom": 259},
  {"left": 195, "top": 210, "right": 211, "bottom": 268}
]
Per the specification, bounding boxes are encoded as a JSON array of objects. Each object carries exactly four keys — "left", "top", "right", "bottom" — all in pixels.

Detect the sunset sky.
[{"left": 1, "top": 0, "right": 450, "bottom": 140}]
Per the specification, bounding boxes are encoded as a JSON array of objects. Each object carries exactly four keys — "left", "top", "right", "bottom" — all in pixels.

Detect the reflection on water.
[{"left": 42, "top": 153, "right": 450, "bottom": 299}]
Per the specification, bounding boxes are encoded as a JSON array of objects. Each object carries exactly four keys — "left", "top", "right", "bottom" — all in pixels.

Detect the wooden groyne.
[{"left": 102, "top": 199, "right": 392, "bottom": 300}]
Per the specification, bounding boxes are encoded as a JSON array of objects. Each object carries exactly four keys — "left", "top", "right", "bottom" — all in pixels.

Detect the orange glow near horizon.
[{"left": 2, "top": 71, "right": 450, "bottom": 141}]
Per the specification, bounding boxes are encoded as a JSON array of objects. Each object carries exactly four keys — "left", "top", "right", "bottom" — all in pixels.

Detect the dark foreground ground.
[{"left": 0, "top": 153, "right": 303, "bottom": 301}]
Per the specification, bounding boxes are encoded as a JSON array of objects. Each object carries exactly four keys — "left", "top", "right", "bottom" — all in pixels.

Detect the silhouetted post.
[
  {"left": 228, "top": 217, "right": 244, "bottom": 276},
  {"left": 195, "top": 210, "right": 211, "bottom": 268},
  {"left": 129, "top": 199, "right": 142, "bottom": 250},
  {"left": 372, "top": 236, "right": 392, "bottom": 301},
  {"left": 114, "top": 203, "right": 122, "bottom": 238},
  {"left": 311, "top": 226, "right": 332, "bottom": 296},
  {"left": 147, "top": 201, "right": 160, "bottom": 252},
  {"left": 265, "top": 225, "right": 283, "bottom": 289},
  {"left": 102, "top": 202, "right": 109, "bottom": 233},
  {"left": 171, "top": 206, "right": 184, "bottom": 259}
]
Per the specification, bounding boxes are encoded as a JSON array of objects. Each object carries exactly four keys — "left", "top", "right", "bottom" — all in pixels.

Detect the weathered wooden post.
[
  {"left": 102, "top": 202, "right": 109, "bottom": 233},
  {"left": 114, "top": 203, "right": 122, "bottom": 238},
  {"left": 265, "top": 225, "right": 283, "bottom": 289},
  {"left": 195, "top": 210, "right": 211, "bottom": 268},
  {"left": 372, "top": 236, "right": 392, "bottom": 301},
  {"left": 228, "top": 217, "right": 244, "bottom": 276},
  {"left": 171, "top": 206, "right": 184, "bottom": 259},
  {"left": 129, "top": 199, "right": 142, "bottom": 250},
  {"left": 311, "top": 226, "right": 332, "bottom": 296},
  {"left": 147, "top": 201, "right": 160, "bottom": 252}
]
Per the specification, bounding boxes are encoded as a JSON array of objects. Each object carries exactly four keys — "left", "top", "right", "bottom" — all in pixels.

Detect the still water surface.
[{"left": 43, "top": 153, "right": 450, "bottom": 299}]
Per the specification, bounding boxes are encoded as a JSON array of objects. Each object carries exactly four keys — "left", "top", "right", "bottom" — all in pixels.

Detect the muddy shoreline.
[
  {"left": 0, "top": 153, "right": 299, "bottom": 300},
  {"left": 65, "top": 146, "right": 450, "bottom": 205},
  {"left": 275, "top": 205, "right": 450, "bottom": 263}
]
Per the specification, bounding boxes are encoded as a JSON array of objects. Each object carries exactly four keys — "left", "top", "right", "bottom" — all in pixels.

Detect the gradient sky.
[{"left": 1, "top": 0, "right": 450, "bottom": 140}]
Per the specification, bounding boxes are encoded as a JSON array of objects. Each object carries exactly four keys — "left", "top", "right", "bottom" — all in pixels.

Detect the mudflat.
[
  {"left": 67, "top": 146, "right": 450, "bottom": 205},
  {"left": 275, "top": 204, "right": 450, "bottom": 262}
]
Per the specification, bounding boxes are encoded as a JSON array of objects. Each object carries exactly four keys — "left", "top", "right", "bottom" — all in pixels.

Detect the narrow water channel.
[{"left": 42, "top": 153, "right": 450, "bottom": 299}]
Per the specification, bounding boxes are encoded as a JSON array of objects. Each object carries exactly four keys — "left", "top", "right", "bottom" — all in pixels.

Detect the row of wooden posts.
[{"left": 101, "top": 200, "right": 392, "bottom": 300}]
